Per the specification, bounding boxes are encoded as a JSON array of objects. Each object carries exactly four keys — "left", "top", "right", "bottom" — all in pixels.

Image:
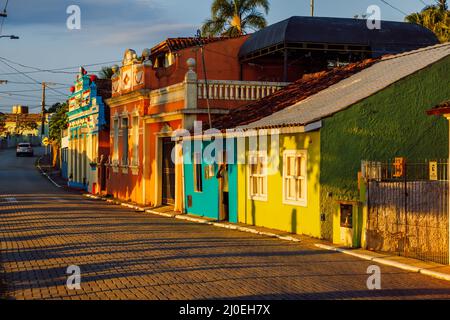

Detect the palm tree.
[
  {"left": 98, "top": 66, "right": 115, "bottom": 80},
  {"left": 406, "top": 0, "right": 450, "bottom": 43},
  {"left": 201, "top": 0, "right": 270, "bottom": 37}
]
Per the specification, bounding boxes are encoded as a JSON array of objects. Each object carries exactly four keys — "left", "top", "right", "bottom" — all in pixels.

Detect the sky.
[{"left": 0, "top": 0, "right": 437, "bottom": 112}]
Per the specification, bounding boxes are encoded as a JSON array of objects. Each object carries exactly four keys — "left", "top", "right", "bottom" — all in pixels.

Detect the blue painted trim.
[
  {"left": 183, "top": 139, "right": 238, "bottom": 223},
  {"left": 68, "top": 181, "right": 88, "bottom": 190}
]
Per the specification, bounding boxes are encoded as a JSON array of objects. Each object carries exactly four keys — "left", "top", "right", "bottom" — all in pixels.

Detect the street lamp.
[{"left": 0, "top": 35, "right": 19, "bottom": 40}]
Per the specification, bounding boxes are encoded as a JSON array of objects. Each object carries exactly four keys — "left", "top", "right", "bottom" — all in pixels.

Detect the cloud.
[
  {"left": 93, "top": 23, "right": 199, "bottom": 46},
  {"left": 5, "top": 0, "right": 165, "bottom": 27}
]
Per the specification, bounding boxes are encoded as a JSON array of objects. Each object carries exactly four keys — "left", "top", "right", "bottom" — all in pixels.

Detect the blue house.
[
  {"left": 67, "top": 68, "right": 111, "bottom": 193},
  {"left": 60, "top": 129, "right": 69, "bottom": 180},
  {"left": 183, "top": 137, "right": 238, "bottom": 223}
]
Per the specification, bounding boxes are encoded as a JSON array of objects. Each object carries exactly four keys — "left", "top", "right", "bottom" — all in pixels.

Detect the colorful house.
[
  {"left": 105, "top": 16, "right": 439, "bottom": 211},
  {"left": 105, "top": 37, "right": 291, "bottom": 210},
  {"left": 183, "top": 43, "right": 450, "bottom": 245},
  {"left": 182, "top": 137, "right": 239, "bottom": 222},
  {"left": 67, "top": 67, "right": 111, "bottom": 194},
  {"left": 0, "top": 106, "right": 46, "bottom": 147},
  {"left": 60, "top": 129, "right": 69, "bottom": 180}
]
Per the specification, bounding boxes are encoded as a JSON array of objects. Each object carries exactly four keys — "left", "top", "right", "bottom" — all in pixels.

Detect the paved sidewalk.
[
  {"left": 2, "top": 147, "right": 450, "bottom": 300},
  {"left": 36, "top": 154, "right": 69, "bottom": 189},
  {"left": 3, "top": 191, "right": 450, "bottom": 299},
  {"left": 87, "top": 193, "right": 450, "bottom": 283},
  {"left": 316, "top": 244, "right": 450, "bottom": 281}
]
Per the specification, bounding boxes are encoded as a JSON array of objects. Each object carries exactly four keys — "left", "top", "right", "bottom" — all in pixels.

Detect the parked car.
[{"left": 16, "top": 143, "right": 34, "bottom": 157}]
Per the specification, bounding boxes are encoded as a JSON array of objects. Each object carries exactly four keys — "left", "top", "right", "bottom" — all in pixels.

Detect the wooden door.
[{"left": 162, "top": 138, "right": 175, "bottom": 205}]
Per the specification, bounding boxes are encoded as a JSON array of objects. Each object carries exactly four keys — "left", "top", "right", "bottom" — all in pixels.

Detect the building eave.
[{"left": 106, "top": 89, "right": 150, "bottom": 108}]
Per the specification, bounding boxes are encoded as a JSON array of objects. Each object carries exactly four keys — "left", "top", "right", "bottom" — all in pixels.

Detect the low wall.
[{"left": 367, "top": 180, "right": 449, "bottom": 264}]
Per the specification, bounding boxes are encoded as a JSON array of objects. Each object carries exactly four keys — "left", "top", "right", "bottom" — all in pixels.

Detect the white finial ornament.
[{"left": 186, "top": 58, "right": 196, "bottom": 71}]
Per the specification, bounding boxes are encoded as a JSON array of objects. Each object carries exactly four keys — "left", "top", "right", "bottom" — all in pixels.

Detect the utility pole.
[
  {"left": 310, "top": 0, "right": 315, "bottom": 17},
  {"left": 196, "top": 29, "right": 212, "bottom": 129},
  {"left": 41, "top": 82, "right": 46, "bottom": 136}
]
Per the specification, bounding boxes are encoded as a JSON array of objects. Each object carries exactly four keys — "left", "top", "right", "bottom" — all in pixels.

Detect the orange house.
[{"left": 106, "top": 37, "right": 290, "bottom": 210}]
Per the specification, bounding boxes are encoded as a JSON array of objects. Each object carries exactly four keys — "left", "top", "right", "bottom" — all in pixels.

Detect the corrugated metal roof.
[
  {"left": 239, "top": 16, "right": 439, "bottom": 59},
  {"left": 240, "top": 43, "right": 450, "bottom": 130},
  {"left": 213, "top": 58, "right": 378, "bottom": 129}
]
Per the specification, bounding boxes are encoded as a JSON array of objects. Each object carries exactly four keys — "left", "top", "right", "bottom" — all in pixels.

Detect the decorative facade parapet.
[{"left": 111, "top": 48, "right": 152, "bottom": 97}]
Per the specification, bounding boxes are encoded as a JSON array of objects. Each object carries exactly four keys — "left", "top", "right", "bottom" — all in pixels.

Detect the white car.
[{"left": 16, "top": 143, "right": 34, "bottom": 157}]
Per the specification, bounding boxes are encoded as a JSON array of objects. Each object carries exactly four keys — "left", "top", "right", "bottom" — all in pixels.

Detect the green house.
[{"left": 217, "top": 43, "right": 450, "bottom": 246}]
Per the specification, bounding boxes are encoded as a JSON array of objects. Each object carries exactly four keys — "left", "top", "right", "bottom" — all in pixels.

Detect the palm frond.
[{"left": 241, "top": 11, "right": 267, "bottom": 32}]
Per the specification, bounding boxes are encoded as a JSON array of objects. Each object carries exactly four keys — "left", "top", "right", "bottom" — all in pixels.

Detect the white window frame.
[
  {"left": 121, "top": 117, "right": 129, "bottom": 166},
  {"left": 131, "top": 114, "right": 139, "bottom": 167},
  {"left": 282, "top": 150, "right": 308, "bottom": 207},
  {"left": 247, "top": 151, "right": 268, "bottom": 201}
]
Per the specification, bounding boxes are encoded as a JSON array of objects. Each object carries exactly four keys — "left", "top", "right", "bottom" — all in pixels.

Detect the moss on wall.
[{"left": 320, "top": 55, "right": 450, "bottom": 241}]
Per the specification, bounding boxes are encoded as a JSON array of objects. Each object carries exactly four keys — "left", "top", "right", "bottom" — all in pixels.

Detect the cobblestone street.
[{"left": 2, "top": 148, "right": 450, "bottom": 300}]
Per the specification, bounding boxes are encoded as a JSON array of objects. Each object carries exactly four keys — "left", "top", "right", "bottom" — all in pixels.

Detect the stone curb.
[
  {"left": 83, "top": 194, "right": 301, "bottom": 244},
  {"left": 315, "top": 243, "right": 450, "bottom": 282},
  {"left": 36, "top": 156, "right": 62, "bottom": 189}
]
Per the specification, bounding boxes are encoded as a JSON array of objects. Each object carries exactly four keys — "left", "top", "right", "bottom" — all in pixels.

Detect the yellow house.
[
  {"left": 236, "top": 129, "right": 322, "bottom": 238},
  {"left": 0, "top": 106, "right": 44, "bottom": 146}
]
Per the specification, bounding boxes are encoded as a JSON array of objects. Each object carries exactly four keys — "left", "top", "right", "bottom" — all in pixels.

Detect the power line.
[
  {"left": 0, "top": 56, "right": 121, "bottom": 76},
  {"left": 0, "top": 58, "right": 68, "bottom": 96},
  {"left": 379, "top": 0, "right": 409, "bottom": 16},
  {"left": 0, "top": 92, "right": 64, "bottom": 98},
  {"left": 2, "top": 80, "right": 70, "bottom": 86},
  {"left": 0, "top": 87, "right": 66, "bottom": 93}
]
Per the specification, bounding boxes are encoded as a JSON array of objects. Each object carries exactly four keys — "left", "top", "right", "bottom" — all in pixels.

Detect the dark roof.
[
  {"left": 427, "top": 101, "right": 450, "bottom": 116},
  {"left": 212, "top": 58, "right": 378, "bottom": 129},
  {"left": 151, "top": 37, "right": 233, "bottom": 58},
  {"left": 239, "top": 16, "right": 439, "bottom": 59}
]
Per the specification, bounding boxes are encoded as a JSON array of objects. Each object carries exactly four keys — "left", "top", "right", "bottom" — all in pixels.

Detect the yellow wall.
[
  {"left": 3, "top": 121, "right": 39, "bottom": 137},
  {"left": 237, "top": 130, "right": 321, "bottom": 238}
]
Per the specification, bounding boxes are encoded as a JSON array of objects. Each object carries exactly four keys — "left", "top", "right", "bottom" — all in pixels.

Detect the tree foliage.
[
  {"left": 201, "top": 0, "right": 270, "bottom": 37},
  {"left": 98, "top": 66, "right": 115, "bottom": 80},
  {"left": 14, "top": 117, "right": 38, "bottom": 136},
  {"left": 48, "top": 102, "right": 68, "bottom": 145},
  {"left": 406, "top": 0, "right": 450, "bottom": 43},
  {"left": 0, "top": 113, "right": 5, "bottom": 136}
]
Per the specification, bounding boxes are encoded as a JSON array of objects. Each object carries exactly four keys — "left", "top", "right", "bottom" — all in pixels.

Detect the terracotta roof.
[
  {"left": 212, "top": 58, "right": 378, "bottom": 129},
  {"left": 151, "top": 37, "right": 233, "bottom": 58},
  {"left": 3, "top": 113, "right": 41, "bottom": 122},
  {"left": 241, "top": 43, "right": 450, "bottom": 130},
  {"left": 427, "top": 100, "right": 450, "bottom": 116}
]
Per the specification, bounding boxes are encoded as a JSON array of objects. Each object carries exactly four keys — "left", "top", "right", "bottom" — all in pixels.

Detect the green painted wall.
[
  {"left": 320, "top": 55, "right": 450, "bottom": 242},
  {"left": 237, "top": 131, "right": 322, "bottom": 238}
]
